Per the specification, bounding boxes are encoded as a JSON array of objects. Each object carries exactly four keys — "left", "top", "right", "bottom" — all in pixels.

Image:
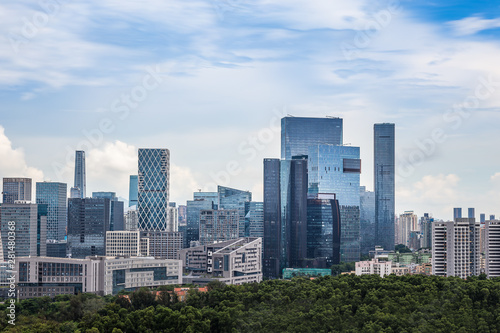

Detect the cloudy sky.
[{"left": 1, "top": 0, "right": 499, "bottom": 220}]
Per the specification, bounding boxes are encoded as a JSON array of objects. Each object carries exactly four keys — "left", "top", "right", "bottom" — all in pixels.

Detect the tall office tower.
[
  {"left": 245, "top": 202, "right": 264, "bottom": 238},
  {"left": 453, "top": 208, "right": 462, "bottom": 219},
  {"left": 263, "top": 159, "right": 281, "bottom": 279},
  {"left": 2, "top": 178, "right": 32, "bottom": 203},
  {"left": 485, "top": 220, "right": 500, "bottom": 278},
  {"left": 420, "top": 213, "right": 433, "bottom": 249},
  {"left": 468, "top": 208, "right": 475, "bottom": 219},
  {"left": 308, "top": 145, "right": 361, "bottom": 262},
  {"left": 199, "top": 209, "right": 239, "bottom": 245},
  {"left": 67, "top": 198, "right": 111, "bottom": 258},
  {"left": 306, "top": 194, "right": 341, "bottom": 268},
  {"left": 360, "top": 186, "right": 375, "bottom": 255},
  {"left": 218, "top": 186, "right": 252, "bottom": 237},
  {"left": 397, "top": 211, "right": 418, "bottom": 248},
  {"left": 137, "top": 148, "right": 170, "bottom": 231},
  {"left": 167, "top": 202, "right": 178, "bottom": 232},
  {"left": 92, "top": 192, "right": 124, "bottom": 231},
  {"left": 186, "top": 192, "right": 218, "bottom": 247},
  {"left": 125, "top": 209, "right": 138, "bottom": 231},
  {"left": 1, "top": 202, "right": 46, "bottom": 261},
  {"left": 374, "top": 123, "right": 395, "bottom": 251},
  {"left": 432, "top": 217, "right": 480, "bottom": 278},
  {"left": 480, "top": 214, "right": 486, "bottom": 223},
  {"left": 281, "top": 116, "right": 343, "bottom": 160},
  {"left": 71, "top": 151, "right": 86, "bottom": 199},
  {"left": 491, "top": 215, "right": 496, "bottom": 220},
  {"left": 36, "top": 182, "right": 67, "bottom": 241},
  {"left": 129, "top": 175, "right": 138, "bottom": 207}
]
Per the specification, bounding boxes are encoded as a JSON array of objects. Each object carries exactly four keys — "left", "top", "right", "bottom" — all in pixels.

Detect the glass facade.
[
  {"left": 245, "top": 201, "right": 264, "bottom": 238},
  {"left": 360, "top": 186, "right": 375, "bottom": 255},
  {"left": 2, "top": 178, "right": 32, "bottom": 203},
  {"left": 138, "top": 148, "right": 170, "bottom": 231},
  {"left": 374, "top": 123, "right": 395, "bottom": 251},
  {"left": 199, "top": 209, "right": 239, "bottom": 245},
  {"left": 72, "top": 151, "right": 86, "bottom": 199},
  {"left": 129, "top": 175, "right": 138, "bottom": 207},
  {"left": 186, "top": 192, "right": 217, "bottom": 247},
  {"left": 218, "top": 186, "right": 252, "bottom": 237},
  {"left": 36, "top": 182, "right": 67, "bottom": 241},
  {"left": 263, "top": 159, "right": 281, "bottom": 279},
  {"left": 67, "top": 198, "right": 111, "bottom": 258},
  {"left": 281, "top": 117, "right": 343, "bottom": 160},
  {"left": 1, "top": 203, "right": 41, "bottom": 260},
  {"left": 92, "top": 192, "right": 124, "bottom": 231}
]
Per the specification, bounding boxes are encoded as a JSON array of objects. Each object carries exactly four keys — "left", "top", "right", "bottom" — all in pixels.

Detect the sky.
[{"left": 0, "top": 0, "right": 499, "bottom": 220}]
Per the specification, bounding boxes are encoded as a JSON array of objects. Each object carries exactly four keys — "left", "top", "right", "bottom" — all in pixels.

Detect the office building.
[
  {"left": 142, "top": 231, "right": 183, "bottom": 259},
  {"left": 106, "top": 231, "right": 150, "bottom": 257},
  {"left": 92, "top": 192, "right": 124, "bottom": 231},
  {"left": 137, "top": 148, "right": 170, "bottom": 231},
  {"left": 374, "top": 123, "right": 395, "bottom": 252},
  {"left": 432, "top": 217, "right": 480, "bottom": 278},
  {"left": 263, "top": 158, "right": 281, "bottom": 279},
  {"left": 1, "top": 202, "right": 46, "bottom": 261},
  {"left": 71, "top": 151, "right": 86, "bottom": 199},
  {"left": 491, "top": 215, "right": 496, "bottom": 221},
  {"left": 129, "top": 175, "right": 138, "bottom": 207},
  {"left": 245, "top": 201, "right": 264, "bottom": 238},
  {"left": 218, "top": 186, "right": 252, "bottom": 237},
  {"left": 281, "top": 116, "right": 343, "bottom": 160},
  {"left": 420, "top": 213, "right": 433, "bottom": 249},
  {"left": 360, "top": 186, "right": 376, "bottom": 255},
  {"left": 186, "top": 192, "right": 217, "bottom": 247},
  {"left": 180, "top": 238, "right": 262, "bottom": 285},
  {"left": 36, "top": 182, "right": 67, "bottom": 241},
  {"left": 468, "top": 208, "right": 475, "bottom": 219},
  {"left": 355, "top": 259, "right": 393, "bottom": 277},
  {"left": 485, "top": 220, "right": 500, "bottom": 278},
  {"left": 67, "top": 198, "right": 111, "bottom": 258},
  {"left": 2, "top": 178, "right": 31, "bottom": 203},
  {"left": 199, "top": 209, "right": 239, "bottom": 245},
  {"left": 46, "top": 240, "right": 68, "bottom": 258},
  {"left": 480, "top": 214, "right": 486, "bottom": 223}
]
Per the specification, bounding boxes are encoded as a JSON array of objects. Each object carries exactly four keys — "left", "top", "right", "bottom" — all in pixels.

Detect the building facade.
[
  {"left": 71, "top": 150, "right": 86, "bottom": 199},
  {"left": 129, "top": 175, "right": 138, "bottom": 207},
  {"left": 485, "top": 220, "right": 500, "bottom": 278},
  {"left": 106, "top": 231, "right": 150, "bottom": 257},
  {"left": 355, "top": 259, "right": 393, "bottom": 277},
  {"left": 360, "top": 186, "right": 376, "bottom": 255},
  {"left": 218, "top": 186, "right": 252, "bottom": 237},
  {"left": 2, "top": 178, "right": 31, "bottom": 203},
  {"left": 36, "top": 182, "right": 67, "bottom": 241},
  {"left": 186, "top": 193, "right": 217, "bottom": 247},
  {"left": 142, "top": 231, "right": 183, "bottom": 259},
  {"left": 245, "top": 201, "right": 264, "bottom": 239},
  {"left": 199, "top": 209, "right": 239, "bottom": 245}
]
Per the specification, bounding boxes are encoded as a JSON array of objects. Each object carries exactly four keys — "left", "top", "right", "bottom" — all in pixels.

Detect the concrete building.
[
  {"left": 15, "top": 256, "right": 183, "bottom": 299},
  {"left": 485, "top": 220, "right": 500, "bottom": 278},
  {"left": 397, "top": 211, "right": 418, "bottom": 248},
  {"left": 106, "top": 231, "right": 150, "bottom": 257},
  {"left": 125, "top": 209, "right": 139, "bottom": 231},
  {"left": 199, "top": 209, "right": 239, "bottom": 245},
  {"left": 432, "top": 218, "right": 480, "bottom": 278},
  {"left": 180, "top": 238, "right": 262, "bottom": 285},
  {"left": 2, "top": 178, "right": 31, "bottom": 203},
  {"left": 355, "top": 259, "right": 392, "bottom": 277},
  {"left": 142, "top": 231, "right": 183, "bottom": 259},
  {"left": 167, "top": 202, "right": 179, "bottom": 232}
]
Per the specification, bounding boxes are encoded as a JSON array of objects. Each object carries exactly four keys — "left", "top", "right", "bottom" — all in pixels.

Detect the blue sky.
[{"left": 1, "top": 0, "right": 500, "bottom": 220}]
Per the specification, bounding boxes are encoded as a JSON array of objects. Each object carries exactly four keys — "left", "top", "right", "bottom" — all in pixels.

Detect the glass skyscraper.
[
  {"left": 71, "top": 151, "right": 86, "bottom": 199},
  {"left": 36, "top": 182, "right": 67, "bottom": 241},
  {"left": 218, "top": 186, "right": 252, "bottom": 238},
  {"left": 92, "top": 192, "right": 124, "bottom": 231},
  {"left": 137, "top": 148, "right": 170, "bottom": 231},
  {"left": 281, "top": 116, "right": 343, "bottom": 160},
  {"left": 360, "top": 186, "right": 375, "bottom": 255},
  {"left": 263, "top": 159, "right": 281, "bottom": 279},
  {"left": 186, "top": 192, "right": 217, "bottom": 247},
  {"left": 245, "top": 201, "right": 264, "bottom": 238},
  {"left": 2, "top": 178, "right": 32, "bottom": 203},
  {"left": 129, "top": 175, "right": 138, "bottom": 207},
  {"left": 374, "top": 123, "right": 395, "bottom": 251}
]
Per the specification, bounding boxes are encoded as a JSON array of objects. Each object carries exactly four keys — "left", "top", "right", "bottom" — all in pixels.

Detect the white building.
[
  {"left": 485, "top": 220, "right": 500, "bottom": 278},
  {"left": 106, "top": 231, "right": 149, "bottom": 257},
  {"left": 355, "top": 259, "right": 392, "bottom": 277}
]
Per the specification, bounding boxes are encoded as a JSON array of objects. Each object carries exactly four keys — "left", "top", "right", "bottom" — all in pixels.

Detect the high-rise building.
[
  {"left": 1, "top": 202, "right": 46, "bottom": 261},
  {"left": 480, "top": 214, "right": 486, "bottom": 223},
  {"left": 360, "top": 186, "right": 375, "bottom": 255},
  {"left": 420, "top": 213, "right": 433, "bottom": 249},
  {"left": 92, "top": 192, "right": 124, "bottom": 231},
  {"left": 71, "top": 151, "right": 86, "bottom": 199},
  {"left": 142, "top": 231, "right": 183, "bottom": 259},
  {"left": 124, "top": 209, "right": 138, "bottom": 231},
  {"left": 468, "top": 208, "right": 475, "bottom": 219},
  {"left": 453, "top": 208, "right": 462, "bottom": 219},
  {"left": 491, "top": 215, "right": 496, "bottom": 221},
  {"left": 308, "top": 144, "right": 361, "bottom": 262},
  {"left": 245, "top": 201, "right": 264, "bottom": 238},
  {"left": 137, "top": 148, "right": 170, "bottom": 231},
  {"left": 485, "top": 220, "right": 500, "bottom": 278},
  {"left": 36, "top": 182, "right": 67, "bottom": 241},
  {"left": 199, "top": 209, "right": 239, "bottom": 245},
  {"left": 67, "top": 198, "right": 111, "bottom": 258},
  {"left": 397, "top": 211, "right": 418, "bottom": 248},
  {"left": 263, "top": 158, "right": 281, "bottom": 279},
  {"left": 2, "top": 178, "right": 32, "bottom": 203},
  {"left": 106, "top": 231, "right": 150, "bottom": 257},
  {"left": 218, "top": 186, "right": 252, "bottom": 238},
  {"left": 129, "top": 175, "right": 138, "bottom": 207},
  {"left": 186, "top": 192, "right": 217, "bottom": 247},
  {"left": 167, "top": 202, "right": 179, "bottom": 232},
  {"left": 281, "top": 116, "right": 343, "bottom": 160},
  {"left": 432, "top": 217, "right": 480, "bottom": 278},
  {"left": 374, "top": 123, "right": 395, "bottom": 251}
]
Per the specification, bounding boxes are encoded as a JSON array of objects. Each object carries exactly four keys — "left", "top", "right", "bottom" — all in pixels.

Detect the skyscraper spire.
[{"left": 70, "top": 150, "right": 86, "bottom": 199}]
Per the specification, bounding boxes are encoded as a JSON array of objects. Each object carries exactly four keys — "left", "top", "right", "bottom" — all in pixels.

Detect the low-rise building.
[{"left": 355, "top": 259, "right": 392, "bottom": 277}]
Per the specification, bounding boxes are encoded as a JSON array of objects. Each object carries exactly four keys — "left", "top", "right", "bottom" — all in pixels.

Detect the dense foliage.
[{"left": 2, "top": 274, "right": 500, "bottom": 332}]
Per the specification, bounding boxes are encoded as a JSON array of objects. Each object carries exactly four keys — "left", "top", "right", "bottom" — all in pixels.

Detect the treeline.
[{"left": 2, "top": 274, "right": 500, "bottom": 332}]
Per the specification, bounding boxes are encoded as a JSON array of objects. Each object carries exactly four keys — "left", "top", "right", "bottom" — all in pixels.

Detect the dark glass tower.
[
  {"left": 263, "top": 159, "right": 281, "bottom": 279},
  {"left": 374, "top": 123, "right": 395, "bottom": 251},
  {"left": 36, "top": 182, "right": 67, "bottom": 241},
  {"left": 71, "top": 151, "right": 86, "bottom": 199},
  {"left": 281, "top": 117, "right": 343, "bottom": 160}
]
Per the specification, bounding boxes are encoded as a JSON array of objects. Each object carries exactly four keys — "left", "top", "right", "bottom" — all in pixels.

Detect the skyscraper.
[
  {"left": 360, "top": 186, "right": 375, "bottom": 254},
  {"left": 485, "top": 220, "right": 500, "bottom": 278},
  {"left": 397, "top": 211, "right": 418, "bottom": 248},
  {"left": 468, "top": 208, "right": 475, "bottom": 219},
  {"left": 263, "top": 159, "right": 281, "bottom": 279},
  {"left": 374, "top": 123, "right": 395, "bottom": 251},
  {"left": 92, "top": 192, "right": 124, "bottom": 231},
  {"left": 245, "top": 201, "right": 264, "bottom": 238},
  {"left": 2, "top": 178, "right": 32, "bottom": 203},
  {"left": 199, "top": 209, "right": 239, "bottom": 245},
  {"left": 137, "top": 148, "right": 170, "bottom": 231},
  {"left": 71, "top": 151, "right": 86, "bottom": 199},
  {"left": 218, "top": 186, "right": 251, "bottom": 237},
  {"left": 453, "top": 208, "right": 462, "bottom": 219},
  {"left": 129, "top": 175, "right": 138, "bottom": 207},
  {"left": 36, "top": 182, "right": 67, "bottom": 241},
  {"left": 186, "top": 192, "right": 218, "bottom": 247},
  {"left": 421, "top": 213, "right": 433, "bottom": 249},
  {"left": 281, "top": 116, "right": 343, "bottom": 160}
]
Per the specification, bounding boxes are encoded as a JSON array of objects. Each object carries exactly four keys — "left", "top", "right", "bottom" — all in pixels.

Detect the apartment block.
[{"left": 485, "top": 220, "right": 500, "bottom": 278}]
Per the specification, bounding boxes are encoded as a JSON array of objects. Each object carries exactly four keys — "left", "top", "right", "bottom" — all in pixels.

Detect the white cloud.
[
  {"left": 491, "top": 172, "right": 500, "bottom": 182},
  {"left": 449, "top": 16, "right": 500, "bottom": 36}
]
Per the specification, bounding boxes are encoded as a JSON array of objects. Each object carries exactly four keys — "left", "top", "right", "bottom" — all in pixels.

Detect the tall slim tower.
[
  {"left": 129, "top": 175, "right": 138, "bottom": 207},
  {"left": 137, "top": 148, "right": 170, "bottom": 231},
  {"left": 374, "top": 123, "right": 395, "bottom": 251},
  {"left": 71, "top": 151, "right": 86, "bottom": 199}
]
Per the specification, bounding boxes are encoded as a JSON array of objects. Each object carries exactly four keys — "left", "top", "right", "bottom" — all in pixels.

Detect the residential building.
[
  {"left": 420, "top": 213, "right": 433, "bottom": 249},
  {"left": 374, "top": 123, "right": 395, "bottom": 252},
  {"left": 485, "top": 220, "right": 500, "bottom": 278},
  {"left": 2, "top": 178, "right": 31, "bottom": 203},
  {"left": 398, "top": 211, "right": 418, "bottom": 248},
  {"left": 36, "top": 182, "right": 67, "bottom": 241},
  {"left": 355, "top": 259, "right": 392, "bottom": 277},
  {"left": 138, "top": 148, "right": 170, "bottom": 231}
]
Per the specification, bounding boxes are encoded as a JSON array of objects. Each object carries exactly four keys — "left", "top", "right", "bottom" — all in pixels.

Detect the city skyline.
[{"left": 1, "top": 1, "right": 500, "bottom": 220}]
